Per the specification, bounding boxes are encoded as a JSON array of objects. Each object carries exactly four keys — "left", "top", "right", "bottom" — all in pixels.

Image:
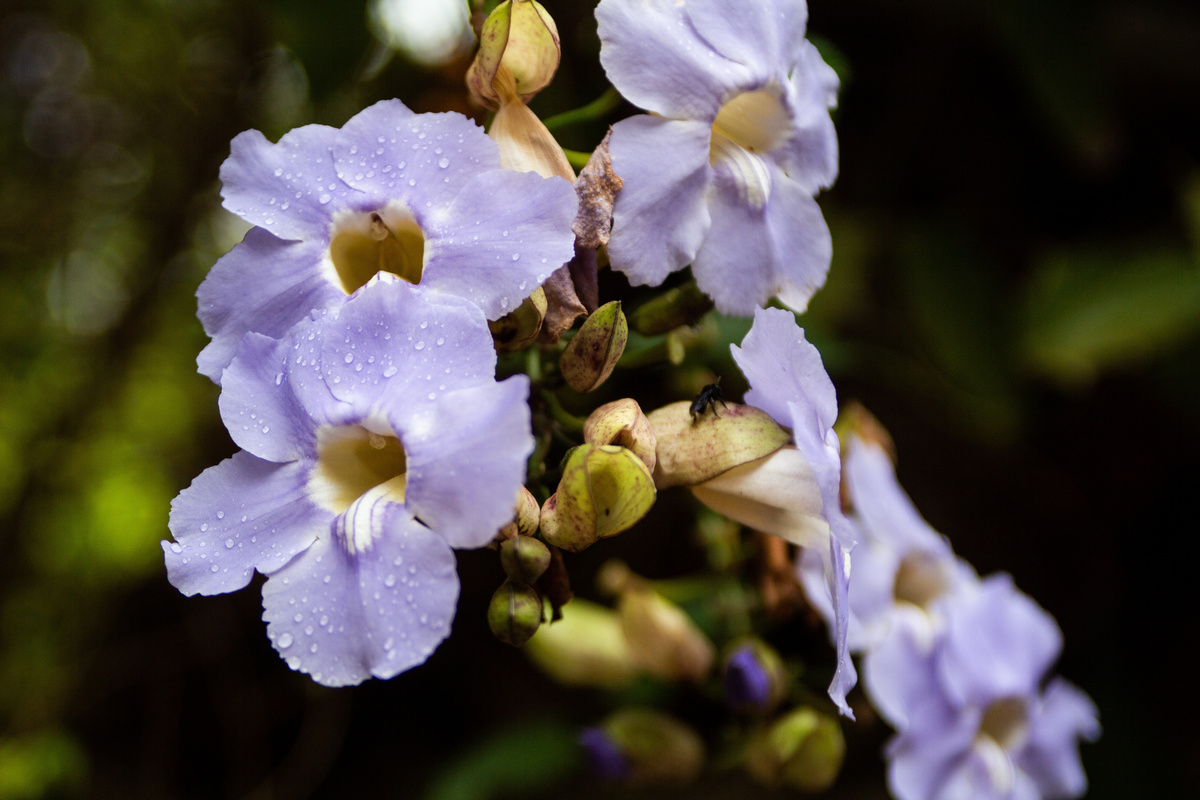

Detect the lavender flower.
[
  {"left": 198, "top": 99, "right": 577, "bottom": 382},
  {"left": 708, "top": 307, "right": 856, "bottom": 715},
  {"left": 164, "top": 277, "right": 533, "bottom": 685},
  {"left": 596, "top": 0, "right": 838, "bottom": 315},
  {"left": 886, "top": 575, "right": 1099, "bottom": 800}
]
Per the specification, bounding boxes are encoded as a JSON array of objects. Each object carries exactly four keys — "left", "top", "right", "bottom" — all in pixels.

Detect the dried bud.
[
  {"left": 488, "top": 580, "right": 543, "bottom": 646},
  {"left": 647, "top": 400, "right": 790, "bottom": 489},
  {"left": 690, "top": 446, "right": 828, "bottom": 550},
  {"left": 559, "top": 301, "right": 628, "bottom": 393},
  {"left": 584, "top": 398, "right": 657, "bottom": 473},
  {"left": 618, "top": 584, "right": 715, "bottom": 684},
  {"left": 466, "top": 0, "right": 560, "bottom": 110},
  {"left": 489, "top": 286, "right": 547, "bottom": 351},
  {"left": 525, "top": 598, "right": 639, "bottom": 688},
  {"left": 539, "top": 443, "right": 655, "bottom": 552},
  {"left": 500, "top": 535, "right": 552, "bottom": 583},
  {"left": 744, "top": 707, "right": 845, "bottom": 792},
  {"left": 599, "top": 708, "right": 705, "bottom": 785},
  {"left": 723, "top": 640, "right": 787, "bottom": 714}
]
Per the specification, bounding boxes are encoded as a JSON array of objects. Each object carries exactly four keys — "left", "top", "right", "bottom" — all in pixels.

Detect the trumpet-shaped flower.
[
  {"left": 198, "top": 98, "right": 577, "bottom": 381},
  {"left": 885, "top": 575, "right": 1099, "bottom": 800},
  {"left": 597, "top": 0, "right": 838, "bottom": 315},
  {"left": 720, "top": 307, "right": 857, "bottom": 716},
  {"left": 164, "top": 278, "right": 533, "bottom": 685}
]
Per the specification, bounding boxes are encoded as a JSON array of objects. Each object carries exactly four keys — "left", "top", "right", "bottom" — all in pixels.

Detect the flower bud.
[
  {"left": 489, "top": 286, "right": 547, "bottom": 351},
  {"left": 559, "top": 301, "right": 628, "bottom": 393},
  {"left": 488, "top": 580, "right": 543, "bottom": 646},
  {"left": 578, "top": 727, "right": 631, "bottom": 780},
  {"left": 608, "top": 567, "right": 714, "bottom": 683},
  {"left": 646, "top": 400, "right": 790, "bottom": 489},
  {"left": 690, "top": 446, "right": 828, "bottom": 550},
  {"left": 500, "top": 534, "right": 552, "bottom": 584},
  {"left": 513, "top": 484, "right": 541, "bottom": 537},
  {"left": 584, "top": 398, "right": 657, "bottom": 473},
  {"left": 744, "top": 707, "right": 845, "bottom": 792},
  {"left": 723, "top": 640, "right": 787, "bottom": 714},
  {"left": 467, "top": 0, "right": 560, "bottom": 110},
  {"left": 525, "top": 598, "right": 640, "bottom": 688},
  {"left": 598, "top": 708, "right": 705, "bottom": 785},
  {"left": 539, "top": 444, "right": 655, "bottom": 552}
]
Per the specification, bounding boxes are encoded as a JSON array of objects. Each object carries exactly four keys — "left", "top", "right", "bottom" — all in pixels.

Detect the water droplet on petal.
[{"left": 278, "top": 633, "right": 294, "bottom": 649}]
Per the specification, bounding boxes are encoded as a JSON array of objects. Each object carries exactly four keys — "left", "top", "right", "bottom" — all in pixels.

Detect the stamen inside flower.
[
  {"left": 977, "top": 697, "right": 1030, "bottom": 751},
  {"left": 709, "top": 88, "right": 792, "bottom": 160},
  {"left": 892, "top": 552, "right": 951, "bottom": 610},
  {"left": 308, "top": 423, "right": 409, "bottom": 514},
  {"left": 328, "top": 203, "right": 426, "bottom": 293}
]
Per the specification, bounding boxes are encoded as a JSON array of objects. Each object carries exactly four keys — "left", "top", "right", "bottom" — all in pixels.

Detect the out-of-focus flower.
[
  {"left": 886, "top": 576, "right": 1099, "bottom": 800},
  {"left": 723, "top": 640, "right": 786, "bottom": 714},
  {"left": 744, "top": 707, "right": 846, "bottom": 792},
  {"left": 707, "top": 307, "right": 856, "bottom": 716},
  {"left": 597, "top": 0, "right": 838, "bottom": 315},
  {"left": 164, "top": 278, "right": 532, "bottom": 685},
  {"left": 525, "top": 598, "right": 640, "bottom": 689},
  {"left": 198, "top": 99, "right": 577, "bottom": 381},
  {"left": 588, "top": 708, "right": 706, "bottom": 785}
]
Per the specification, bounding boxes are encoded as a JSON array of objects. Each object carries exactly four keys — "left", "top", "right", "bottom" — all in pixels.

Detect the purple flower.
[
  {"left": 795, "top": 433, "right": 978, "bottom": 726},
  {"left": 198, "top": 99, "right": 577, "bottom": 382},
  {"left": 723, "top": 644, "right": 774, "bottom": 712},
  {"left": 597, "top": 0, "right": 838, "bottom": 315},
  {"left": 721, "top": 307, "right": 857, "bottom": 716},
  {"left": 579, "top": 727, "right": 631, "bottom": 781},
  {"left": 886, "top": 575, "right": 1099, "bottom": 800},
  {"left": 164, "top": 277, "right": 533, "bottom": 685}
]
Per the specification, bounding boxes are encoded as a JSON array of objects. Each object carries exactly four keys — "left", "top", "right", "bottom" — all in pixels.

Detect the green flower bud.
[
  {"left": 539, "top": 444, "right": 655, "bottom": 552},
  {"left": 646, "top": 400, "right": 790, "bottom": 489},
  {"left": 583, "top": 398, "right": 657, "bottom": 473},
  {"left": 466, "top": 0, "right": 560, "bottom": 110},
  {"left": 559, "top": 301, "right": 628, "bottom": 393},
  {"left": 525, "top": 598, "right": 639, "bottom": 688},
  {"left": 602, "top": 708, "right": 705, "bottom": 785},
  {"left": 488, "top": 580, "right": 543, "bottom": 647},
  {"left": 500, "top": 534, "right": 552, "bottom": 583},
  {"left": 744, "top": 707, "right": 846, "bottom": 792},
  {"left": 489, "top": 286, "right": 547, "bottom": 352}
]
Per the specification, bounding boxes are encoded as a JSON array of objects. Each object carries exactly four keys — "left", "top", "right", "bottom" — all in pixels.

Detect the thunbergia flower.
[
  {"left": 165, "top": 277, "right": 533, "bottom": 685},
  {"left": 886, "top": 575, "right": 1099, "bottom": 800},
  {"left": 696, "top": 307, "right": 856, "bottom": 715},
  {"left": 596, "top": 0, "right": 839, "bottom": 315},
  {"left": 198, "top": 98, "right": 578, "bottom": 382},
  {"left": 795, "top": 432, "right": 978, "bottom": 726}
]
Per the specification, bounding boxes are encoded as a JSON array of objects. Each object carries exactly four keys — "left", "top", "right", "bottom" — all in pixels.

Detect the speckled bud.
[
  {"left": 467, "top": 0, "right": 560, "bottom": 110},
  {"left": 744, "top": 707, "right": 845, "bottom": 792},
  {"left": 500, "top": 534, "right": 552, "bottom": 583},
  {"left": 488, "top": 580, "right": 543, "bottom": 647},
  {"left": 646, "top": 400, "right": 790, "bottom": 489},
  {"left": 539, "top": 444, "right": 655, "bottom": 552},
  {"left": 559, "top": 301, "right": 628, "bottom": 393},
  {"left": 584, "top": 398, "right": 657, "bottom": 473}
]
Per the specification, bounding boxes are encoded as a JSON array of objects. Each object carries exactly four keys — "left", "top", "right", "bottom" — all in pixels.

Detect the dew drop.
[
  {"left": 200, "top": 523, "right": 208, "bottom": 532},
  {"left": 319, "top": 193, "right": 332, "bottom": 204},
  {"left": 277, "top": 633, "right": 294, "bottom": 648},
  {"left": 170, "top": 543, "right": 182, "bottom": 553},
  {"left": 438, "top": 157, "right": 449, "bottom": 169}
]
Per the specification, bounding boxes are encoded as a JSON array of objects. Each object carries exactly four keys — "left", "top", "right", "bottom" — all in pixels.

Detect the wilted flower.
[
  {"left": 885, "top": 575, "right": 1099, "bottom": 800},
  {"left": 597, "top": 0, "right": 839, "bottom": 314},
  {"left": 164, "top": 278, "right": 533, "bottom": 685},
  {"left": 198, "top": 98, "right": 577, "bottom": 381}
]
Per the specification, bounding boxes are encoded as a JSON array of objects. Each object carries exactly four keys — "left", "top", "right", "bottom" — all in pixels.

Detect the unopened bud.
[
  {"left": 578, "top": 727, "right": 631, "bottom": 780},
  {"left": 489, "top": 286, "right": 547, "bottom": 351},
  {"left": 647, "top": 401, "right": 790, "bottom": 489},
  {"left": 744, "top": 707, "right": 845, "bottom": 792},
  {"left": 500, "top": 535, "right": 552, "bottom": 583},
  {"left": 525, "top": 598, "right": 639, "bottom": 688},
  {"left": 467, "top": 0, "right": 560, "bottom": 109},
  {"left": 559, "top": 301, "right": 627, "bottom": 393},
  {"left": 584, "top": 398, "right": 657, "bottom": 473},
  {"left": 723, "top": 640, "right": 786, "bottom": 714},
  {"left": 514, "top": 484, "right": 541, "bottom": 537},
  {"left": 617, "top": 580, "right": 714, "bottom": 683},
  {"left": 488, "top": 580, "right": 543, "bottom": 646},
  {"left": 599, "top": 708, "right": 705, "bottom": 785},
  {"left": 539, "top": 444, "right": 655, "bottom": 552}
]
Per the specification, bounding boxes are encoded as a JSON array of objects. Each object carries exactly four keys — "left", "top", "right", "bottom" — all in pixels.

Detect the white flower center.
[
  {"left": 892, "top": 551, "right": 952, "bottom": 610},
  {"left": 327, "top": 201, "right": 426, "bottom": 294},
  {"left": 708, "top": 88, "right": 792, "bottom": 211}
]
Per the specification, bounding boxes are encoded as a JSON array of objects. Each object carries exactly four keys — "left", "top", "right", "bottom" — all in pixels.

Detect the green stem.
[
  {"left": 539, "top": 389, "right": 586, "bottom": 435},
  {"left": 542, "top": 87, "right": 621, "bottom": 131},
  {"left": 561, "top": 148, "right": 592, "bottom": 171}
]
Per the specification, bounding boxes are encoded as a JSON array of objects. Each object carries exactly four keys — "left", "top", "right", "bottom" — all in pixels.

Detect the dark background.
[{"left": 1, "top": 0, "right": 1197, "bottom": 797}]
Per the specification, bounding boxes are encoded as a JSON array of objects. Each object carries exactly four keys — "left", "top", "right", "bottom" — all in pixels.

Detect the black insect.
[{"left": 690, "top": 378, "right": 729, "bottom": 423}]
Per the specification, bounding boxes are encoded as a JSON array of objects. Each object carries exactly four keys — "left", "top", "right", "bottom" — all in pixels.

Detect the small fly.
[{"left": 690, "top": 378, "right": 728, "bottom": 423}]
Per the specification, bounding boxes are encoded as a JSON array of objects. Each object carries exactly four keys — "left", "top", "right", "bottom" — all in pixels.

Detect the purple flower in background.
[
  {"left": 886, "top": 575, "right": 1099, "bottom": 800},
  {"left": 796, "top": 432, "right": 978, "bottom": 726},
  {"left": 710, "top": 307, "right": 857, "bottom": 715},
  {"left": 597, "top": 0, "right": 838, "bottom": 315},
  {"left": 198, "top": 98, "right": 577, "bottom": 382},
  {"left": 164, "top": 278, "right": 533, "bottom": 685}
]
